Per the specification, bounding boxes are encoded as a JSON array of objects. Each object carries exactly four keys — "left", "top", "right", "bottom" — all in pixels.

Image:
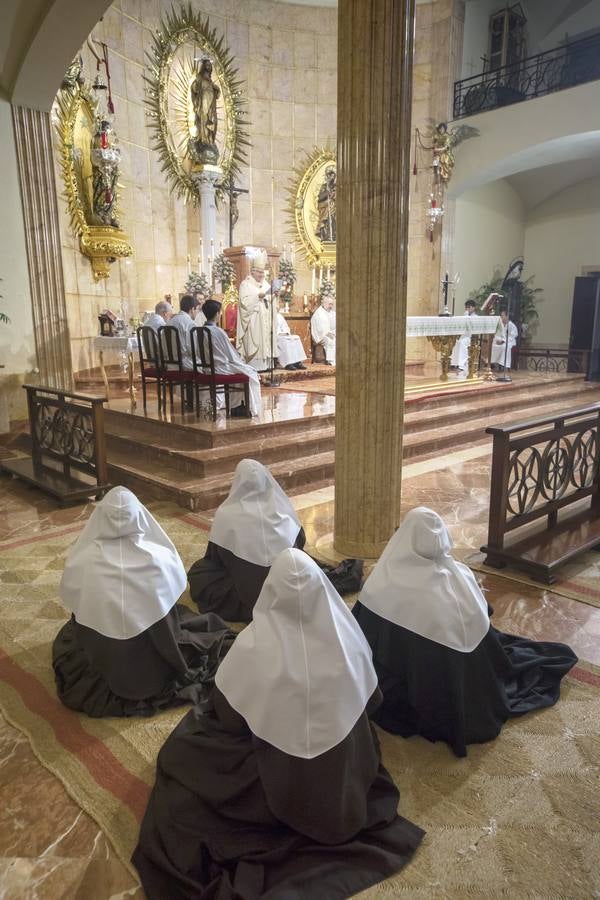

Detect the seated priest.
[
  {"left": 450, "top": 299, "right": 476, "bottom": 371},
  {"left": 144, "top": 299, "right": 173, "bottom": 331},
  {"left": 188, "top": 459, "right": 306, "bottom": 623},
  {"left": 132, "top": 548, "right": 424, "bottom": 900},
  {"left": 167, "top": 295, "right": 204, "bottom": 370},
  {"left": 52, "top": 486, "right": 234, "bottom": 718},
  {"left": 353, "top": 507, "right": 577, "bottom": 758},
  {"left": 311, "top": 295, "right": 336, "bottom": 365},
  {"left": 200, "top": 299, "right": 262, "bottom": 418},
  {"left": 276, "top": 310, "right": 307, "bottom": 370},
  {"left": 237, "top": 249, "right": 277, "bottom": 371},
  {"left": 490, "top": 307, "right": 518, "bottom": 370}
]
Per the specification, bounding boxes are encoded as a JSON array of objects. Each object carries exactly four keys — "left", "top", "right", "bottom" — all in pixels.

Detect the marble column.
[
  {"left": 12, "top": 105, "right": 73, "bottom": 389},
  {"left": 191, "top": 164, "right": 222, "bottom": 279},
  {"left": 334, "top": 0, "right": 415, "bottom": 558}
]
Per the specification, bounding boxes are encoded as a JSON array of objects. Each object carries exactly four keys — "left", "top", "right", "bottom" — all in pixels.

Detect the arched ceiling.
[{"left": 0, "top": 0, "right": 112, "bottom": 111}]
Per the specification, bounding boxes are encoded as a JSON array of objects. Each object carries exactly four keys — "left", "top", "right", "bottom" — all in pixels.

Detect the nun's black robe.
[
  {"left": 132, "top": 687, "right": 424, "bottom": 900},
  {"left": 188, "top": 527, "right": 306, "bottom": 622},
  {"left": 353, "top": 601, "right": 577, "bottom": 758},
  {"left": 52, "top": 605, "right": 234, "bottom": 718}
]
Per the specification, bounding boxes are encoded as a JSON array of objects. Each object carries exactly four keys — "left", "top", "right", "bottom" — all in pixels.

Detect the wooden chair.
[
  {"left": 137, "top": 326, "right": 162, "bottom": 411},
  {"left": 157, "top": 325, "right": 195, "bottom": 414},
  {"left": 190, "top": 326, "right": 250, "bottom": 421}
]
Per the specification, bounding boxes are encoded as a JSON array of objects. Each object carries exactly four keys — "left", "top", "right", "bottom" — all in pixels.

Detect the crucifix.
[
  {"left": 224, "top": 179, "right": 249, "bottom": 246},
  {"left": 439, "top": 271, "right": 455, "bottom": 317}
]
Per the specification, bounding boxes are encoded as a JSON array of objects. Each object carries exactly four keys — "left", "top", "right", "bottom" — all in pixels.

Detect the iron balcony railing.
[{"left": 453, "top": 31, "right": 600, "bottom": 119}]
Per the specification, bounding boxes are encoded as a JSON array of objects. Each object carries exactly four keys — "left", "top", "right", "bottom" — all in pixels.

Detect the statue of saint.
[
  {"left": 90, "top": 119, "right": 120, "bottom": 228},
  {"left": 316, "top": 166, "right": 336, "bottom": 243},
  {"left": 190, "top": 58, "right": 220, "bottom": 164},
  {"left": 432, "top": 123, "right": 454, "bottom": 184}
]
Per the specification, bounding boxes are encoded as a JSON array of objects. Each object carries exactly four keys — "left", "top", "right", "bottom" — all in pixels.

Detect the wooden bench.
[
  {"left": 481, "top": 403, "right": 600, "bottom": 584},
  {"left": 0, "top": 384, "right": 110, "bottom": 505}
]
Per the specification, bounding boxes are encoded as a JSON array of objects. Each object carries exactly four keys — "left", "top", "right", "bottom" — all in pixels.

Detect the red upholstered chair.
[
  {"left": 157, "top": 325, "right": 195, "bottom": 415},
  {"left": 137, "top": 326, "right": 162, "bottom": 411},
  {"left": 190, "top": 326, "right": 250, "bottom": 421}
]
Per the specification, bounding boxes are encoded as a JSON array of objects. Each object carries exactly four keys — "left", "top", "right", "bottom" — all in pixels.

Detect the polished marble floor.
[{"left": 1, "top": 445, "right": 599, "bottom": 896}]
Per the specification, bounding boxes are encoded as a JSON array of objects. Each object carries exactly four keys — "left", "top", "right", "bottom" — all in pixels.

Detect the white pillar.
[{"left": 191, "top": 164, "right": 222, "bottom": 277}]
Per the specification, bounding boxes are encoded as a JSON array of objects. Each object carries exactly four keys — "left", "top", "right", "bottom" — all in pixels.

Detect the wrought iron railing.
[
  {"left": 454, "top": 32, "right": 600, "bottom": 119},
  {"left": 517, "top": 348, "right": 590, "bottom": 375}
]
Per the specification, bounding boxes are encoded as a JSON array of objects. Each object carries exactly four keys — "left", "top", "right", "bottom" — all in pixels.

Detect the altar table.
[{"left": 407, "top": 316, "right": 501, "bottom": 380}]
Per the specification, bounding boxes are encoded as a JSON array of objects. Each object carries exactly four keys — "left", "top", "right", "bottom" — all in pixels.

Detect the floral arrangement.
[
  {"left": 184, "top": 271, "right": 212, "bottom": 297},
  {"left": 278, "top": 258, "right": 297, "bottom": 302},
  {"left": 212, "top": 253, "right": 236, "bottom": 290},
  {"left": 318, "top": 278, "right": 336, "bottom": 304}
]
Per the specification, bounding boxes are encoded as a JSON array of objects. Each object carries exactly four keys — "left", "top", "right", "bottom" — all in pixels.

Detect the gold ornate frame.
[
  {"left": 287, "top": 146, "right": 336, "bottom": 268},
  {"left": 144, "top": 4, "right": 250, "bottom": 204},
  {"left": 55, "top": 83, "right": 132, "bottom": 281}
]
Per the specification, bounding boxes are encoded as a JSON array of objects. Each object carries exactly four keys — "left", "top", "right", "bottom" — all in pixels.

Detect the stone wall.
[
  {"left": 51, "top": 0, "right": 464, "bottom": 373},
  {"left": 53, "top": 0, "right": 337, "bottom": 374}
]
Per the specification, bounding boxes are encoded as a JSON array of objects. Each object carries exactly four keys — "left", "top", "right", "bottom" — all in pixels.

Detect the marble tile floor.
[{"left": 1, "top": 444, "right": 600, "bottom": 897}]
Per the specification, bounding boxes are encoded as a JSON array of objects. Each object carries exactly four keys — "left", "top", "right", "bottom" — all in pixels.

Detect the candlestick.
[
  {"left": 187, "top": 254, "right": 191, "bottom": 275},
  {"left": 219, "top": 240, "right": 223, "bottom": 252},
  {"left": 303, "top": 292, "right": 308, "bottom": 311}
]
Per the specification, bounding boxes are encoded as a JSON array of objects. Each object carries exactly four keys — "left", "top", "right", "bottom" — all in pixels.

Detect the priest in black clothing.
[
  {"left": 353, "top": 507, "right": 577, "bottom": 758},
  {"left": 133, "top": 548, "right": 424, "bottom": 899},
  {"left": 188, "top": 458, "right": 306, "bottom": 622},
  {"left": 52, "top": 486, "right": 233, "bottom": 718}
]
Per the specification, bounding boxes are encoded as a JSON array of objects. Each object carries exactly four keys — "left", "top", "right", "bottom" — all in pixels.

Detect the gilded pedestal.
[{"left": 334, "top": 0, "right": 416, "bottom": 558}]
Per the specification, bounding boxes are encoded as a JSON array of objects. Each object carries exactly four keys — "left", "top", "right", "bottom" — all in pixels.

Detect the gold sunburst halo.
[
  {"left": 286, "top": 146, "right": 336, "bottom": 268},
  {"left": 144, "top": 2, "right": 251, "bottom": 205}
]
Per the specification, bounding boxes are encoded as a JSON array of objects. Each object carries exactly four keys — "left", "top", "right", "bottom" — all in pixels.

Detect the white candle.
[
  {"left": 219, "top": 240, "right": 223, "bottom": 253},
  {"left": 208, "top": 256, "right": 213, "bottom": 284},
  {"left": 311, "top": 267, "right": 316, "bottom": 295},
  {"left": 187, "top": 254, "right": 191, "bottom": 274}
]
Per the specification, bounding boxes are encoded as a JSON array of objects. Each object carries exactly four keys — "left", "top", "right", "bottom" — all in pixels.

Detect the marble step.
[
  {"left": 103, "top": 405, "right": 335, "bottom": 451},
  {"left": 105, "top": 423, "right": 337, "bottom": 477},
  {"left": 402, "top": 378, "right": 597, "bottom": 433},
  {"left": 402, "top": 389, "right": 600, "bottom": 460},
  {"left": 107, "top": 449, "right": 336, "bottom": 511},
  {"left": 404, "top": 373, "right": 586, "bottom": 414}
]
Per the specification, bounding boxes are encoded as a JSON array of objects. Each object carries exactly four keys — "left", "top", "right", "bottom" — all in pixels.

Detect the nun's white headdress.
[
  {"left": 359, "top": 507, "right": 489, "bottom": 653},
  {"left": 209, "top": 459, "right": 301, "bottom": 567},
  {"left": 59, "top": 486, "right": 186, "bottom": 640},
  {"left": 216, "top": 548, "right": 377, "bottom": 759}
]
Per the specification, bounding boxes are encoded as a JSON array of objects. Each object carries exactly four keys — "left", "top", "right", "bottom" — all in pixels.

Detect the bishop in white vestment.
[
  {"left": 311, "top": 298, "right": 336, "bottom": 365},
  {"left": 237, "top": 250, "right": 277, "bottom": 371}
]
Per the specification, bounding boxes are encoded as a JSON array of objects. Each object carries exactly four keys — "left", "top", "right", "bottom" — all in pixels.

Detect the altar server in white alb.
[
  {"left": 490, "top": 307, "right": 518, "bottom": 369},
  {"left": 144, "top": 299, "right": 173, "bottom": 331},
  {"left": 276, "top": 311, "right": 307, "bottom": 370},
  {"left": 311, "top": 296, "right": 336, "bottom": 365},
  {"left": 200, "top": 300, "right": 262, "bottom": 417},
  {"left": 168, "top": 295, "right": 204, "bottom": 370},
  {"left": 450, "top": 299, "right": 476, "bottom": 371},
  {"left": 237, "top": 249, "right": 278, "bottom": 371}
]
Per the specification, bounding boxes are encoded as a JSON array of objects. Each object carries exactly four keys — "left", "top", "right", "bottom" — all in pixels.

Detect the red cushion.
[
  {"left": 195, "top": 373, "right": 250, "bottom": 385},
  {"left": 142, "top": 366, "right": 160, "bottom": 377},
  {"left": 162, "top": 370, "right": 195, "bottom": 381}
]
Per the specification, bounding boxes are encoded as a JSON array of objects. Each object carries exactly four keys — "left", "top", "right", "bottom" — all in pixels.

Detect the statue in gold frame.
[
  {"left": 55, "top": 80, "right": 132, "bottom": 281},
  {"left": 287, "top": 147, "right": 336, "bottom": 269}
]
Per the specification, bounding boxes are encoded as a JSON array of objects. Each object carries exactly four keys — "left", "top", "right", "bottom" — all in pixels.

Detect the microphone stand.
[{"left": 263, "top": 278, "right": 280, "bottom": 387}]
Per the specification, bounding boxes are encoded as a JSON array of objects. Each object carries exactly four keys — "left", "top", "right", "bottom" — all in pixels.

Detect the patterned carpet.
[{"left": 0, "top": 502, "right": 598, "bottom": 897}]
